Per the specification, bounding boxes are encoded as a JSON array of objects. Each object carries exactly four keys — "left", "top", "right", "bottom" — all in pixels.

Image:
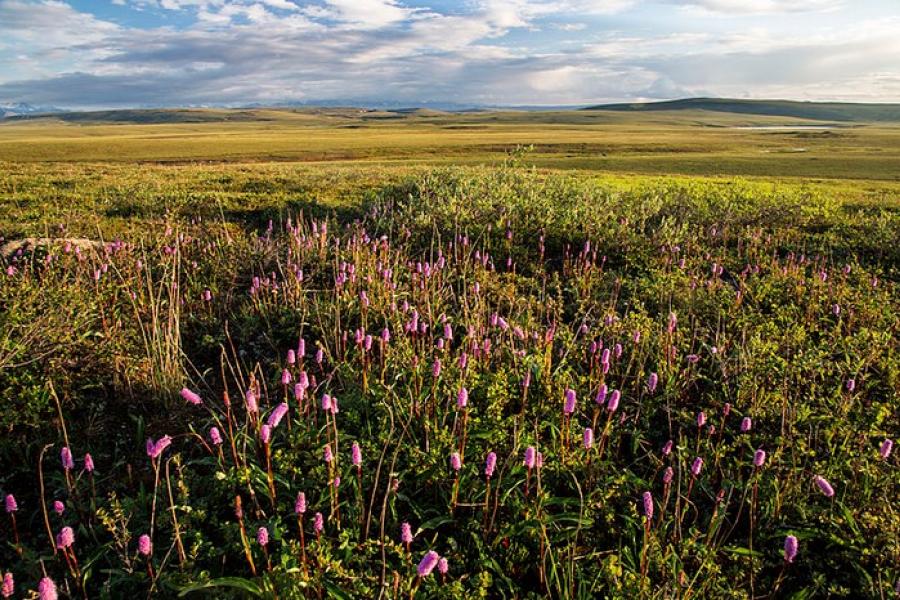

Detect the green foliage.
[{"left": 0, "top": 166, "right": 898, "bottom": 598}]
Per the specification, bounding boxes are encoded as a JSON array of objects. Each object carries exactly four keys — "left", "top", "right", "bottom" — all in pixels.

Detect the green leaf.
[
  {"left": 723, "top": 545, "right": 764, "bottom": 558},
  {"left": 178, "top": 576, "right": 264, "bottom": 597},
  {"left": 323, "top": 581, "right": 353, "bottom": 600},
  {"left": 415, "top": 515, "right": 454, "bottom": 536}
]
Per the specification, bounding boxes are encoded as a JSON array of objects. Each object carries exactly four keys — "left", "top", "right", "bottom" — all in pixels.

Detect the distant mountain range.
[
  {"left": 0, "top": 102, "right": 66, "bottom": 118},
  {"left": 4, "top": 97, "right": 900, "bottom": 122},
  {"left": 584, "top": 97, "right": 900, "bottom": 122}
]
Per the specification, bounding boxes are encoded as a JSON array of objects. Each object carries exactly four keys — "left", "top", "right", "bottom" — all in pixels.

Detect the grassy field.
[
  {"left": 0, "top": 108, "right": 898, "bottom": 599},
  {"left": 2, "top": 107, "right": 900, "bottom": 182}
]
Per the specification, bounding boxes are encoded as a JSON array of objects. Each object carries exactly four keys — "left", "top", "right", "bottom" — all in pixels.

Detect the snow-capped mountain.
[{"left": 0, "top": 102, "right": 66, "bottom": 118}]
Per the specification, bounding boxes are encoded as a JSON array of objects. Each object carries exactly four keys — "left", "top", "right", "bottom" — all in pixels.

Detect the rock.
[{"left": 0, "top": 237, "right": 103, "bottom": 258}]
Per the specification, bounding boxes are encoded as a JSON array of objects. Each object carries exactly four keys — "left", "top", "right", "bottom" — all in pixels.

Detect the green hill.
[{"left": 584, "top": 98, "right": 900, "bottom": 122}]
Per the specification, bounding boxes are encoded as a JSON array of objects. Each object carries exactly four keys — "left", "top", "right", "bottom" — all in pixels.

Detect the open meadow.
[{"left": 0, "top": 108, "right": 898, "bottom": 598}]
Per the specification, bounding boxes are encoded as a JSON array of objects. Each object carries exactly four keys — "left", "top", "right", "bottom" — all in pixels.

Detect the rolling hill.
[{"left": 584, "top": 98, "right": 900, "bottom": 122}]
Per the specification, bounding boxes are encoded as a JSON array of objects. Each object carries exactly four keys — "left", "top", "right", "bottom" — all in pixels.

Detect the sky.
[{"left": 0, "top": 0, "right": 898, "bottom": 109}]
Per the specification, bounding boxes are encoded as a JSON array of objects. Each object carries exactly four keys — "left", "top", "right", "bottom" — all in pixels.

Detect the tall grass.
[{"left": 0, "top": 166, "right": 897, "bottom": 598}]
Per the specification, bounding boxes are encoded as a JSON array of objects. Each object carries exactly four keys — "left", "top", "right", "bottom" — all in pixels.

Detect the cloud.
[
  {"left": 669, "top": 0, "right": 842, "bottom": 14},
  {"left": 304, "top": 0, "right": 414, "bottom": 28},
  {"left": 0, "top": 0, "right": 897, "bottom": 107}
]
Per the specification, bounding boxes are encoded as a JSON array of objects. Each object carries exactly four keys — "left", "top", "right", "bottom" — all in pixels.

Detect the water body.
[{"left": 733, "top": 125, "right": 837, "bottom": 130}]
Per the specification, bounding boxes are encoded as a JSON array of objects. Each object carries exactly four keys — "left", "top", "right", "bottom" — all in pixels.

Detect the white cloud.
[
  {"left": 311, "top": 0, "right": 415, "bottom": 28},
  {"left": 0, "top": 0, "right": 898, "bottom": 107},
  {"left": 670, "top": 0, "right": 842, "bottom": 14},
  {"left": 259, "top": 0, "right": 298, "bottom": 9}
]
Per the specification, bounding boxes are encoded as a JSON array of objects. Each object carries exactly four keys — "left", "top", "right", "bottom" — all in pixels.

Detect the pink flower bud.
[
  {"left": 524, "top": 446, "right": 536, "bottom": 469},
  {"left": 691, "top": 457, "right": 703, "bottom": 477},
  {"left": 401, "top": 522, "right": 413, "bottom": 544},
  {"left": 814, "top": 475, "right": 835, "bottom": 497},
  {"left": 180, "top": 388, "right": 202, "bottom": 406},
  {"left": 417, "top": 550, "right": 440, "bottom": 577},
  {"left": 642, "top": 491, "right": 653, "bottom": 520},
  {"left": 784, "top": 535, "right": 798, "bottom": 563},
  {"left": 753, "top": 449, "right": 766, "bottom": 468},
  {"left": 485, "top": 452, "right": 497, "bottom": 479},
  {"left": 663, "top": 466, "right": 674, "bottom": 484},
  {"left": 563, "top": 389, "right": 577, "bottom": 415},
  {"left": 245, "top": 389, "right": 258, "bottom": 414},
  {"left": 450, "top": 452, "right": 462, "bottom": 472},
  {"left": 2, "top": 572, "right": 13, "bottom": 598},
  {"left": 352, "top": 442, "right": 362, "bottom": 467},
  {"left": 457, "top": 387, "right": 468, "bottom": 409},
  {"left": 60, "top": 447, "right": 74, "bottom": 471},
  {"left": 38, "top": 577, "right": 57, "bottom": 600},
  {"left": 55, "top": 526, "right": 74, "bottom": 549},
  {"left": 138, "top": 534, "right": 152, "bottom": 556},
  {"left": 209, "top": 427, "right": 223, "bottom": 445},
  {"left": 606, "top": 389, "right": 620, "bottom": 412}
]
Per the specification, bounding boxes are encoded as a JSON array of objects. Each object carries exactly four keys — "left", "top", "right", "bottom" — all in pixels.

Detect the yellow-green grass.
[
  {"left": 2, "top": 108, "right": 899, "bottom": 183},
  {"left": 2, "top": 160, "right": 898, "bottom": 240}
]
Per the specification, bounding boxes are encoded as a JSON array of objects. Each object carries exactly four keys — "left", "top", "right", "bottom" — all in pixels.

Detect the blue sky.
[{"left": 1, "top": 0, "right": 898, "bottom": 109}]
